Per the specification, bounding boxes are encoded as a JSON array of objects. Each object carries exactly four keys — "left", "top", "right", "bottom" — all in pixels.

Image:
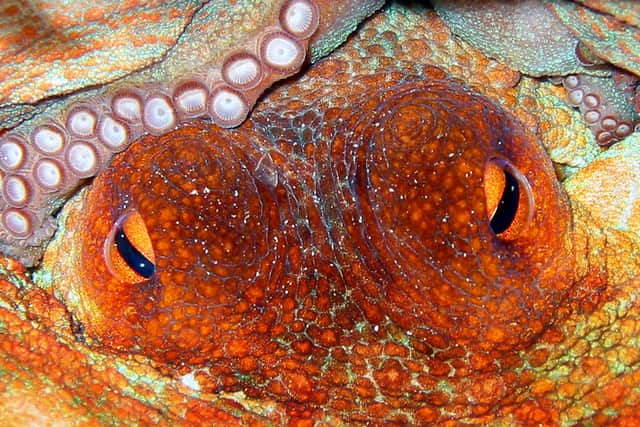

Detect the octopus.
[
  {"left": 430, "top": 0, "right": 640, "bottom": 154},
  {"left": 0, "top": 1, "right": 639, "bottom": 426}
]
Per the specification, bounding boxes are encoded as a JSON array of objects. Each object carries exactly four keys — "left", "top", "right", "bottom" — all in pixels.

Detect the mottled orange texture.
[
  {"left": 6, "top": 2, "right": 637, "bottom": 425},
  {"left": 319, "top": 74, "right": 573, "bottom": 357},
  {"left": 44, "top": 63, "right": 577, "bottom": 422},
  {"left": 0, "top": 259, "right": 280, "bottom": 426}
]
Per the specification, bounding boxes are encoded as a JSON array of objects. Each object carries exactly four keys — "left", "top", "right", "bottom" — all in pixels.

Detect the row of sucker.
[
  {"left": 563, "top": 74, "right": 640, "bottom": 146},
  {"left": 0, "top": 0, "right": 320, "bottom": 254}
]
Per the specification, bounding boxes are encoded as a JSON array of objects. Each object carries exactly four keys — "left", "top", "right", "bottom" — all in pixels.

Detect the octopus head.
[{"left": 42, "top": 75, "right": 574, "bottom": 374}]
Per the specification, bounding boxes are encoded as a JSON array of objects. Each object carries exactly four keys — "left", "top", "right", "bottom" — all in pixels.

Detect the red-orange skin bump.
[{"left": 57, "top": 65, "right": 576, "bottom": 423}]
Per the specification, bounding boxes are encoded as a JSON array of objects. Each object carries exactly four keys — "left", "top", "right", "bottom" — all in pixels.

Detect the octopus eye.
[
  {"left": 483, "top": 157, "right": 534, "bottom": 240},
  {"left": 104, "top": 210, "right": 156, "bottom": 282}
]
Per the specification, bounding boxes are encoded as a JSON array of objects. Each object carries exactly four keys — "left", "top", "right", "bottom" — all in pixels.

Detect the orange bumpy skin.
[
  {"left": 42, "top": 62, "right": 576, "bottom": 422},
  {"left": 0, "top": 259, "right": 272, "bottom": 426}
]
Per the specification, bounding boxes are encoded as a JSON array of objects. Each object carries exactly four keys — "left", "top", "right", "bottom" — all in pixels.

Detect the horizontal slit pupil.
[
  {"left": 115, "top": 229, "right": 155, "bottom": 279},
  {"left": 490, "top": 169, "right": 520, "bottom": 235}
]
